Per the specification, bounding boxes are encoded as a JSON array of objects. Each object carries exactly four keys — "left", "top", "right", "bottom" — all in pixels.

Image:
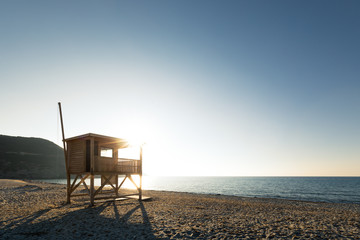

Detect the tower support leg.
[
  {"left": 66, "top": 173, "right": 71, "bottom": 204},
  {"left": 90, "top": 174, "right": 94, "bottom": 206}
]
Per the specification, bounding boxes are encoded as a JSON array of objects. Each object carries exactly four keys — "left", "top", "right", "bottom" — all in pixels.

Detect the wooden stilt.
[
  {"left": 90, "top": 174, "right": 94, "bottom": 206},
  {"left": 139, "top": 174, "right": 142, "bottom": 201},
  {"left": 139, "top": 146, "right": 143, "bottom": 200},
  {"left": 66, "top": 173, "right": 71, "bottom": 203},
  {"left": 115, "top": 174, "right": 119, "bottom": 197},
  {"left": 90, "top": 138, "right": 95, "bottom": 206}
]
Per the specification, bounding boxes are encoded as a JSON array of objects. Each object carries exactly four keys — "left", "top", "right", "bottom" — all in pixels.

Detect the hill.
[{"left": 0, "top": 135, "right": 66, "bottom": 179}]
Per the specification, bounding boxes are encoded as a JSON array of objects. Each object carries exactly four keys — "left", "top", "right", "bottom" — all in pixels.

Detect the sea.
[{"left": 40, "top": 176, "right": 360, "bottom": 204}]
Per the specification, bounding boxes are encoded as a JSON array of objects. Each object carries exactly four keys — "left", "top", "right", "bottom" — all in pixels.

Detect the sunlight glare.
[{"left": 111, "top": 117, "right": 175, "bottom": 176}]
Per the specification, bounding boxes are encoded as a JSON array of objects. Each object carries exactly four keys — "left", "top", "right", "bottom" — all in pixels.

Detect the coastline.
[
  {"left": 1, "top": 179, "right": 359, "bottom": 239},
  {"left": 32, "top": 176, "right": 360, "bottom": 204}
]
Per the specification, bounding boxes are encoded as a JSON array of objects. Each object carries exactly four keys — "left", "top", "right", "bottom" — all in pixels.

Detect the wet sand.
[{"left": 0, "top": 179, "right": 359, "bottom": 239}]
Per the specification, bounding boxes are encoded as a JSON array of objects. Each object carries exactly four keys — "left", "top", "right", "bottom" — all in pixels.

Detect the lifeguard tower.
[{"left": 58, "top": 103, "right": 145, "bottom": 205}]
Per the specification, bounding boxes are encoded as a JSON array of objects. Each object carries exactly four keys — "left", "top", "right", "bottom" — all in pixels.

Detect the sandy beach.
[{"left": 0, "top": 179, "right": 359, "bottom": 239}]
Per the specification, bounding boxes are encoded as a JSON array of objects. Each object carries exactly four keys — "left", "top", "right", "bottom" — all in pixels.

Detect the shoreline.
[
  {"left": 29, "top": 178, "right": 360, "bottom": 205},
  {"left": 1, "top": 179, "right": 359, "bottom": 239}
]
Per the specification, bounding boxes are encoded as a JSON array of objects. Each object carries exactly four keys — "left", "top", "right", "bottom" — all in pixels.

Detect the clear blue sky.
[{"left": 1, "top": 1, "right": 359, "bottom": 176}]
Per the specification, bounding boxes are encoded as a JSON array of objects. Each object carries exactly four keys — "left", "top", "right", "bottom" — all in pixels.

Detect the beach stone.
[{"left": 288, "top": 224, "right": 295, "bottom": 229}]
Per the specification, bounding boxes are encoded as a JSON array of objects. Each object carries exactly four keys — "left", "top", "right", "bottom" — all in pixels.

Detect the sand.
[{"left": 0, "top": 179, "right": 359, "bottom": 239}]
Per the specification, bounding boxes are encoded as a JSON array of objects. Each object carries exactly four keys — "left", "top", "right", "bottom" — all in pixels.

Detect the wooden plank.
[
  {"left": 82, "top": 175, "right": 90, "bottom": 195},
  {"left": 72, "top": 191, "right": 119, "bottom": 198},
  {"left": 126, "top": 195, "right": 151, "bottom": 201},
  {"left": 118, "top": 158, "right": 141, "bottom": 161},
  {"left": 93, "top": 194, "right": 151, "bottom": 201},
  {"left": 70, "top": 174, "right": 90, "bottom": 194},
  {"left": 95, "top": 197, "right": 129, "bottom": 203},
  {"left": 128, "top": 175, "right": 140, "bottom": 190},
  {"left": 101, "top": 175, "right": 117, "bottom": 187},
  {"left": 94, "top": 175, "right": 112, "bottom": 196},
  {"left": 70, "top": 174, "right": 79, "bottom": 191},
  {"left": 118, "top": 176, "right": 127, "bottom": 190}
]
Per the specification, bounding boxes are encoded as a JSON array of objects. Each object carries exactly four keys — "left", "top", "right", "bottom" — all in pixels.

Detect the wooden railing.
[{"left": 116, "top": 158, "right": 141, "bottom": 174}]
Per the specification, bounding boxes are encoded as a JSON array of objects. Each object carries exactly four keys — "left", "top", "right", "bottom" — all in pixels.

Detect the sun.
[
  {"left": 111, "top": 118, "right": 171, "bottom": 175},
  {"left": 113, "top": 120, "right": 150, "bottom": 147},
  {"left": 126, "top": 135, "right": 146, "bottom": 147}
]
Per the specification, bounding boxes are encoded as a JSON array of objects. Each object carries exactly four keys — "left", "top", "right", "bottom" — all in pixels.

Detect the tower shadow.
[{"left": 1, "top": 200, "right": 156, "bottom": 239}]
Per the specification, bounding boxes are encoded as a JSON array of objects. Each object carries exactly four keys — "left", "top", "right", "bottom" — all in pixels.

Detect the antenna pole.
[
  {"left": 58, "top": 102, "right": 70, "bottom": 203},
  {"left": 58, "top": 102, "right": 66, "bottom": 151}
]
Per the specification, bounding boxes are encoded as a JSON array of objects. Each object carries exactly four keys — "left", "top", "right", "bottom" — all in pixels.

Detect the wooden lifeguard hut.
[{"left": 58, "top": 103, "right": 145, "bottom": 205}]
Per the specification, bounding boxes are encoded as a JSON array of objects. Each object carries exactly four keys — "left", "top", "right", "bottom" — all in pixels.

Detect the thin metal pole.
[
  {"left": 58, "top": 103, "right": 68, "bottom": 170},
  {"left": 58, "top": 102, "right": 70, "bottom": 203}
]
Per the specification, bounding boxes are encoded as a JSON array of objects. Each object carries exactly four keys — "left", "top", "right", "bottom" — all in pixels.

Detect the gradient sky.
[{"left": 1, "top": 1, "right": 359, "bottom": 176}]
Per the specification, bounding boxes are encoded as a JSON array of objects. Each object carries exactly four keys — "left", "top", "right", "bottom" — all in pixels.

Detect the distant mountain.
[{"left": 0, "top": 135, "right": 66, "bottom": 179}]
